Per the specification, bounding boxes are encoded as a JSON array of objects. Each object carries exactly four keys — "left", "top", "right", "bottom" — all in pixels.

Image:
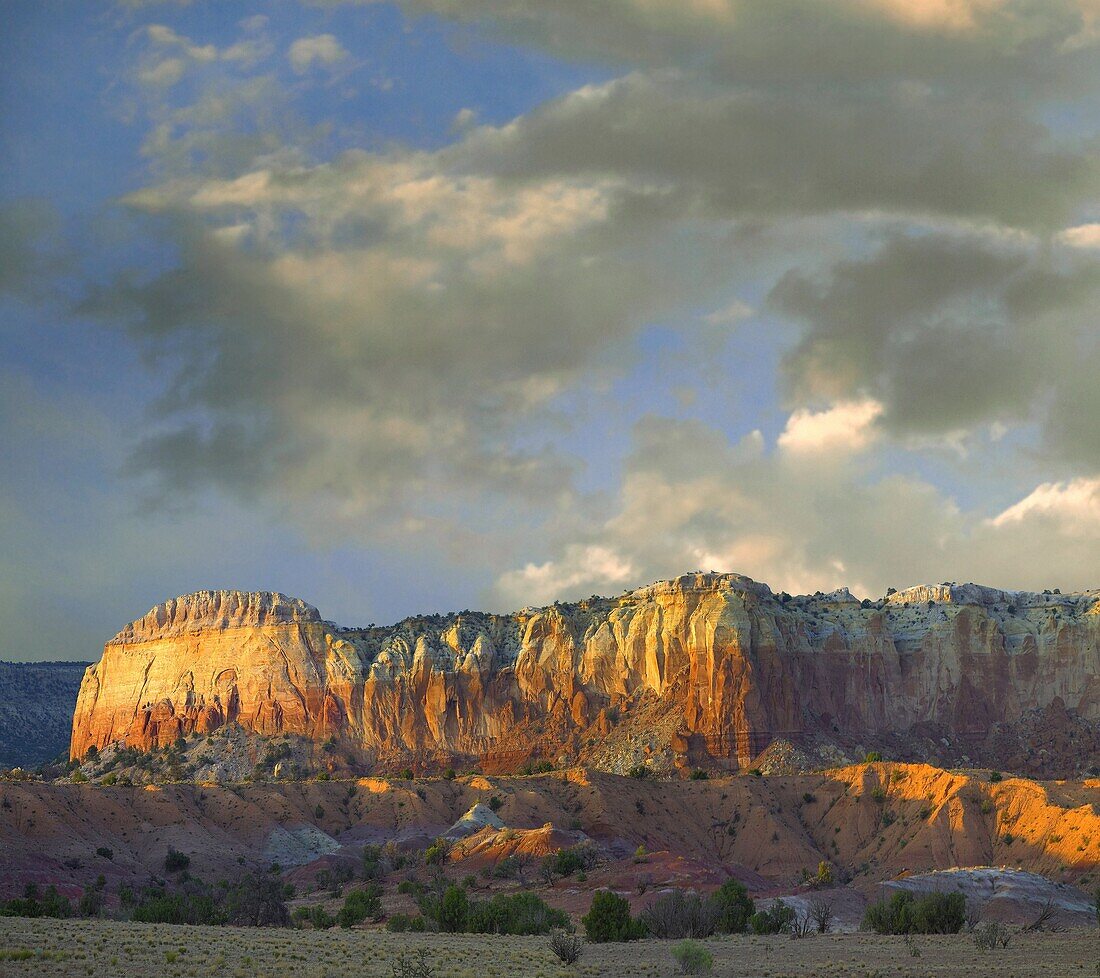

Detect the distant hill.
[{"left": 0, "top": 661, "right": 89, "bottom": 768}]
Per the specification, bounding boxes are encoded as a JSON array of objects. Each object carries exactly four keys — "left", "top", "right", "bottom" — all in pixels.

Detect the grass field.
[{"left": 0, "top": 917, "right": 1095, "bottom": 978}]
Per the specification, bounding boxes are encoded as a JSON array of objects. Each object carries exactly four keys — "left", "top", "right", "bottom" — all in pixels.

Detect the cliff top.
[
  {"left": 109, "top": 590, "right": 321, "bottom": 645},
  {"left": 107, "top": 575, "right": 1098, "bottom": 645}
]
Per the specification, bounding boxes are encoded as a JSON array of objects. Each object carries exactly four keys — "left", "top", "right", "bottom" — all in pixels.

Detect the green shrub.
[
  {"left": 689, "top": 769, "right": 709, "bottom": 781},
  {"left": 712, "top": 879, "right": 754, "bottom": 934},
  {"left": 436, "top": 884, "right": 469, "bottom": 933},
  {"left": 862, "top": 891, "right": 965, "bottom": 934},
  {"left": 671, "top": 940, "right": 713, "bottom": 975},
  {"left": 163, "top": 848, "right": 190, "bottom": 873},
  {"left": 386, "top": 912, "right": 412, "bottom": 932},
  {"left": 337, "top": 885, "right": 383, "bottom": 927},
  {"left": 0, "top": 885, "right": 72, "bottom": 920},
  {"left": 864, "top": 751, "right": 883, "bottom": 763},
  {"left": 465, "top": 892, "right": 570, "bottom": 935},
  {"left": 488, "top": 795, "right": 503, "bottom": 812},
  {"left": 749, "top": 899, "right": 795, "bottom": 934},
  {"left": 582, "top": 890, "right": 646, "bottom": 942},
  {"left": 293, "top": 904, "right": 335, "bottom": 929},
  {"left": 424, "top": 838, "right": 450, "bottom": 866},
  {"left": 132, "top": 892, "right": 224, "bottom": 926}
]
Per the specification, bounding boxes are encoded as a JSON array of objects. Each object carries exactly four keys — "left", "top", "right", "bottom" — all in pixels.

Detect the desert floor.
[{"left": 0, "top": 917, "right": 1096, "bottom": 978}]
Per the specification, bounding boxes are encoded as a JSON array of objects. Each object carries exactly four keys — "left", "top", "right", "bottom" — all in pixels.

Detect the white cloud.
[
  {"left": 288, "top": 34, "right": 349, "bottom": 74},
  {"left": 493, "top": 418, "right": 1099, "bottom": 607},
  {"left": 703, "top": 298, "right": 752, "bottom": 325},
  {"left": 495, "top": 545, "right": 636, "bottom": 607},
  {"left": 989, "top": 477, "right": 1100, "bottom": 529},
  {"left": 777, "top": 398, "right": 884, "bottom": 456},
  {"left": 1058, "top": 223, "right": 1100, "bottom": 248}
]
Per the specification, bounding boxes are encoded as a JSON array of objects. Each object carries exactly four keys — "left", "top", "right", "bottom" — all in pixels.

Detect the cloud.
[
  {"left": 1059, "top": 223, "right": 1100, "bottom": 248},
  {"left": 496, "top": 545, "right": 636, "bottom": 606},
  {"left": 72, "top": 2, "right": 1100, "bottom": 603},
  {"left": 777, "top": 398, "right": 884, "bottom": 456},
  {"left": 288, "top": 34, "right": 349, "bottom": 74},
  {"left": 989, "top": 476, "right": 1100, "bottom": 529},
  {"left": 452, "top": 72, "right": 1096, "bottom": 231},
  {"left": 773, "top": 229, "right": 1100, "bottom": 458},
  {"left": 493, "top": 417, "right": 1100, "bottom": 606}
]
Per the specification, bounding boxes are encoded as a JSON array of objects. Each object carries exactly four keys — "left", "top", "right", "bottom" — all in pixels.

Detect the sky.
[{"left": 2, "top": 0, "right": 1099, "bottom": 661}]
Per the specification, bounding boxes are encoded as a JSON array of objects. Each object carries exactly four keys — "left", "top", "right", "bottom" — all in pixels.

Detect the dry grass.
[{"left": 0, "top": 917, "right": 1096, "bottom": 978}]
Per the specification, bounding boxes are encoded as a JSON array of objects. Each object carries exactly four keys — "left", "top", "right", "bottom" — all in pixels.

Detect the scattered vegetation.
[
  {"left": 548, "top": 931, "right": 584, "bottom": 965},
  {"left": 862, "top": 891, "right": 966, "bottom": 934},
  {"left": 582, "top": 890, "right": 646, "bottom": 942},
  {"left": 671, "top": 939, "right": 713, "bottom": 974},
  {"left": 750, "top": 899, "right": 796, "bottom": 934}
]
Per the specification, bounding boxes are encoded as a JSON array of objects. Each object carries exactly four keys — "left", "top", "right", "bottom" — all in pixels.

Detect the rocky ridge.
[{"left": 70, "top": 573, "right": 1100, "bottom": 777}]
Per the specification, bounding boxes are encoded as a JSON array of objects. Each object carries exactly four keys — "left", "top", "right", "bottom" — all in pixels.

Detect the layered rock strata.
[{"left": 70, "top": 575, "right": 1100, "bottom": 775}]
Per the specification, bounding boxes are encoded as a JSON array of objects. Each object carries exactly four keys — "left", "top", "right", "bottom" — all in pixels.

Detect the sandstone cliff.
[{"left": 69, "top": 575, "right": 1100, "bottom": 777}]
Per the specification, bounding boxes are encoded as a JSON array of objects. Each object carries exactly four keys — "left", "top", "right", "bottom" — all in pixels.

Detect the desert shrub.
[
  {"left": 989, "top": 771, "right": 1002, "bottom": 783},
  {"left": 488, "top": 795, "right": 503, "bottom": 812},
  {"left": 803, "top": 860, "right": 833, "bottom": 888},
  {"left": 809, "top": 897, "right": 834, "bottom": 933},
  {"left": 582, "top": 890, "right": 646, "bottom": 942},
  {"left": 293, "top": 904, "right": 336, "bottom": 929},
  {"left": 910, "top": 892, "right": 966, "bottom": 934},
  {"left": 712, "top": 879, "right": 754, "bottom": 934},
  {"left": 627, "top": 765, "right": 650, "bottom": 779},
  {"left": 225, "top": 868, "right": 290, "bottom": 927},
  {"left": 690, "top": 769, "right": 709, "bottom": 781},
  {"left": 391, "top": 948, "right": 435, "bottom": 978},
  {"left": 641, "top": 890, "right": 718, "bottom": 939},
  {"left": 77, "top": 888, "right": 103, "bottom": 918},
  {"left": 132, "top": 891, "right": 224, "bottom": 926},
  {"left": 70, "top": 767, "right": 87, "bottom": 782},
  {"left": 436, "top": 884, "right": 469, "bottom": 932},
  {"left": 424, "top": 838, "right": 451, "bottom": 867},
  {"left": 95, "top": 847, "right": 113, "bottom": 860},
  {"left": 338, "top": 884, "right": 383, "bottom": 927},
  {"left": 550, "top": 843, "right": 599, "bottom": 877},
  {"left": 973, "top": 921, "right": 1011, "bottom": 950},
  {"left": 671, "top": 940, "right": 713, "bottom": 975},
  {"left": 466, "top": 891, "right": 570, "bottom": 935},
  {"left": 386, "top": 912, "right": 412, "bottom": 932},
  {"left": 164, "top": 848, "right": 190, "bottom": 873},
  {"left": 749, "top": 899, "right": 795, "bottom": 934},
  {"left": 0, "top": 885, "right": 72, "bottom": 920},
  {"left": 862, "top": 891, "right": 965, "bottom": 935},
  {"left": 864, "top": 751, "right": 883, "bottom": 763},
  {"left": 549, "top": 930, "right": 583, "bottom": 965},
  {"left": 361, "top": 845, "right": 385, "bottom": 880}
]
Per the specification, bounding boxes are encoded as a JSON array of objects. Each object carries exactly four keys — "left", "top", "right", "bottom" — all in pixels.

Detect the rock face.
[
  {"left": 70, "top": 574, "right": 1100, "bottom": 776},
  {"left": 0, "top": 661, "right": 90, "bottom": 768}
]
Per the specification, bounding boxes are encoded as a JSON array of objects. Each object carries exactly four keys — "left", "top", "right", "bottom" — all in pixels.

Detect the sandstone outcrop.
[{"left": 70, "top": 574, "right": 1100, "bottom": 777}]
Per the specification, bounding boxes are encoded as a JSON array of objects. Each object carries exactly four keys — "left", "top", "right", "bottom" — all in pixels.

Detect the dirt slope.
[{"left": 1, "top": 764, "right": 1096, "bottom": 903}]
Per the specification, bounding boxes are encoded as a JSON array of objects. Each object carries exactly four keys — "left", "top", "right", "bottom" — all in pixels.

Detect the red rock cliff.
[{"left": 70, "top": 574, "right": 1100, "bottom": 775}]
